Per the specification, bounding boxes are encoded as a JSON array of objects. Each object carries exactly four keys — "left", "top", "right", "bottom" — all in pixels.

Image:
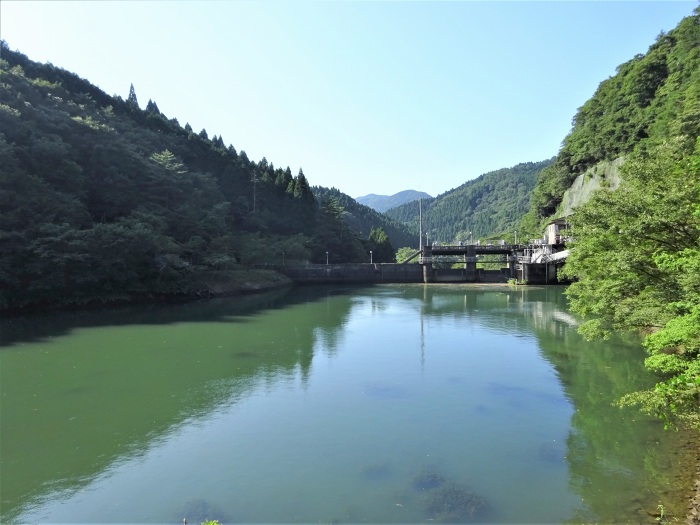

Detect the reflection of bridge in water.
[{"left": 415, "top": 243, "right": 569, "bottom": 284}]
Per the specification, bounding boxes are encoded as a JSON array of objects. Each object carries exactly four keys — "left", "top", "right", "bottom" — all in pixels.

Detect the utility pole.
[
  {"left": 419, "top": 199, "right": 423, "bottom": 250},
  {"left": 251, "top": 172, "right": 259, "bottom": 213}
]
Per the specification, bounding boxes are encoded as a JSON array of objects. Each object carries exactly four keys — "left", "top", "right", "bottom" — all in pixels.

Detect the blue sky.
[{"left": 1, "top": 1, "right": 696, "bottom": 198}]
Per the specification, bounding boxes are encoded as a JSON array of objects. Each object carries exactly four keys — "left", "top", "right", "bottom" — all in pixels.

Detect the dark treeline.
[
  {"left": 0, "top": 42, "right": 405, "bottom": 312},
  {"left": 385, "top": 159, "right": 553, "bottom": 244}
]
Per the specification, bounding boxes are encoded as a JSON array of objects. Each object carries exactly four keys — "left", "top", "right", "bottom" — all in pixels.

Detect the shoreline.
[
  {"left": 688, "top": 452, "right": 700, "bottom": 524},
  {"left": 0, "top": 268, "right": 293, "bottom": 317},
  {"left": 661, "top": 429, "right": 700, "bottom": 524}
]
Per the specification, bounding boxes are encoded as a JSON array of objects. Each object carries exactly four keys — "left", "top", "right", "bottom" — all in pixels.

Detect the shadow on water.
[
  {"left": 360, "top": 462, "right": 395, "bottom": 482},
  {"left": 0, "top": 285, "right": 370, "bottom": 347}
]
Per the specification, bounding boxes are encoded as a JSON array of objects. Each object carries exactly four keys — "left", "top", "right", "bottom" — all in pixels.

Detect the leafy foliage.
[
  {"left": 562, "top": 138, "right": 700, "bottom": 429},
  {"left": 524, "top": 7, "right": 700, "bottom": 429},
  {"left": 368, "top": 227, "right": 395, "bottom": 263},
  {"left": 396, "top": 247, "right": 421, "bottom": 264},
  {"left": 558, "top": 23, "right": 698, "bottom": 175},
  {"left": 308, "top": 196, "right": 367, "bottom": 264},
  {"left": 518, "top": 163, "right": 579, "bottom": 236}
]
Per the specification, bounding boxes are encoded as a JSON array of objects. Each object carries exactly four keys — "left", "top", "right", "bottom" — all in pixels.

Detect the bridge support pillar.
[
  {"left": 422, "top": 263, "right": 434, "bottom": 283},
  {"left": 464, "top": 261, "right": 477, "bottom": 282},
  {"left": 464, "top": 246, "right": 477, "bottom": 282},
  {"left": 507, "top": 254, "right": 518, "bottom": 279}
]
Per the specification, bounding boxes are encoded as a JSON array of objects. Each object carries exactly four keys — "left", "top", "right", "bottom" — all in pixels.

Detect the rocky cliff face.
[{"left": 560, "top": 157, "right": 624, "bottom": 217}]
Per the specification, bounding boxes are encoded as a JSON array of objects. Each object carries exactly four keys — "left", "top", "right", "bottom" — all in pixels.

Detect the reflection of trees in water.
[
  {"left": 0, "top": 286, "right": 356, "bottom": 346},
  {"left": 416, "top": 284, "right": 570, "bottom": 336},
  {"left": 535, "top": 312, "right": 693, "bottom": 522},
  {"left": 412, "top": 284, "right": 694, "bottom": 521},
  {"left": 309, "top": 288, "right": 362, "bottom": 358},
  {"left": 1, "top": 285, "right": 358, "bottom": 523}
]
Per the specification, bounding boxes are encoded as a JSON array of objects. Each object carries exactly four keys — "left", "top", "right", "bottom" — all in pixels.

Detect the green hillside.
[
  {"left": 0, "top": 42, "right": 382, "bottom": 311},
  {"left": 522, "top": 6, "right": 700, "bottom": 232},
  {"left": 312, "top": 187, "right": 416, "bottom": 249},
  {"left": 385, "top": 159, "right": 553, "bottom": 244}
]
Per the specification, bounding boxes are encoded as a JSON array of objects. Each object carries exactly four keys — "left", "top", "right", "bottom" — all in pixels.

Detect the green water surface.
[{"left": 0, "top": 285, "right": 692, "bottom": 523}]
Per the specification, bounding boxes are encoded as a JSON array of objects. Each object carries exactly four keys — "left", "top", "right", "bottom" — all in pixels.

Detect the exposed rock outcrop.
[{"left": 560, "top": 157, "right": 624, "bottom": 217}]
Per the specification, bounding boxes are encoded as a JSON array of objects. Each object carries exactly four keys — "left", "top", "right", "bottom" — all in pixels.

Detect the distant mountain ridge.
[
  {"left": 356, "top": 190, "right": 432, "bottom": 213},
  {"left": 312, "top": 187, "right": 416, "bottom": 249},
  {"left": 385, "top": 160, "right": 554, "bottom": 244}
]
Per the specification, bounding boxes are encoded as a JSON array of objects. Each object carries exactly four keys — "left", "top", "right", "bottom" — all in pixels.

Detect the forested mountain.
[
  {"left": 0, "top": 42, "right": 384, "bottom": 311},
  {"left": 521, "top": 6, "right": 700, "bottom": 233},
  {"left": 525, "top": 7, "right": 700, "bottom": 430},
  {"left": 312, "top": 187, "right": 416, "bottom": 249},
  {"left": 356, "top": 190, "right": 432, "bottom": 213},
  {"left": 385, "top": 160, "right": 553, "bottom": 245}
]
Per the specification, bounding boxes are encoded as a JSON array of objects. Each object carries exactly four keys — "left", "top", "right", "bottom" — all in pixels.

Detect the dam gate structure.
[
  {"left": 419, "top": 241, "right": 569, "bottom": 284},
  {"left": 419, "top": 243, "right": 515, "bottom": 283},
  {"left": 273, "top": 241, "right": 568, "bottom": 285}
]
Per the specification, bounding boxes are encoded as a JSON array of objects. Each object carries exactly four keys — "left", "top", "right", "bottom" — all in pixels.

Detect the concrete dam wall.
[
  {"left": 272, "top": 264, "right": 519, "bottom": 284},
  {"left": 273, "top": 263, "right": 424, "bottom": 284}
]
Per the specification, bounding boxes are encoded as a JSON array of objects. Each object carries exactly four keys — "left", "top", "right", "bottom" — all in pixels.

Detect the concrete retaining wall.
[
  {"left": 273, "top": 263, "right": 424, "bottom": 284},
  {"left": 273, "top": 264, "right": 516, "bottom": 284}
]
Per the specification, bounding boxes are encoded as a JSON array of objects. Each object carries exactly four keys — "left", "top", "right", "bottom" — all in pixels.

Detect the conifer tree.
[
  {"left": 276, "top": 167, "right": 292, "bottom": 188},
  {"left": 127, "top": 83, "right": 138, "bottom": 107},
  {"left": 294, "top": 168, "right": 312, "bottom": 200},
  {"left": 145, "top": 99, "right": 160, "bottom": 114},
  {"left": 369, "top": 227, "right": 395, "bottom": 263}
]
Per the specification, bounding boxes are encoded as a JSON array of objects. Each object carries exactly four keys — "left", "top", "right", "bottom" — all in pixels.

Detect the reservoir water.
[{"left": 0, "top": 284, "right": 694, "bottom": 523}]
